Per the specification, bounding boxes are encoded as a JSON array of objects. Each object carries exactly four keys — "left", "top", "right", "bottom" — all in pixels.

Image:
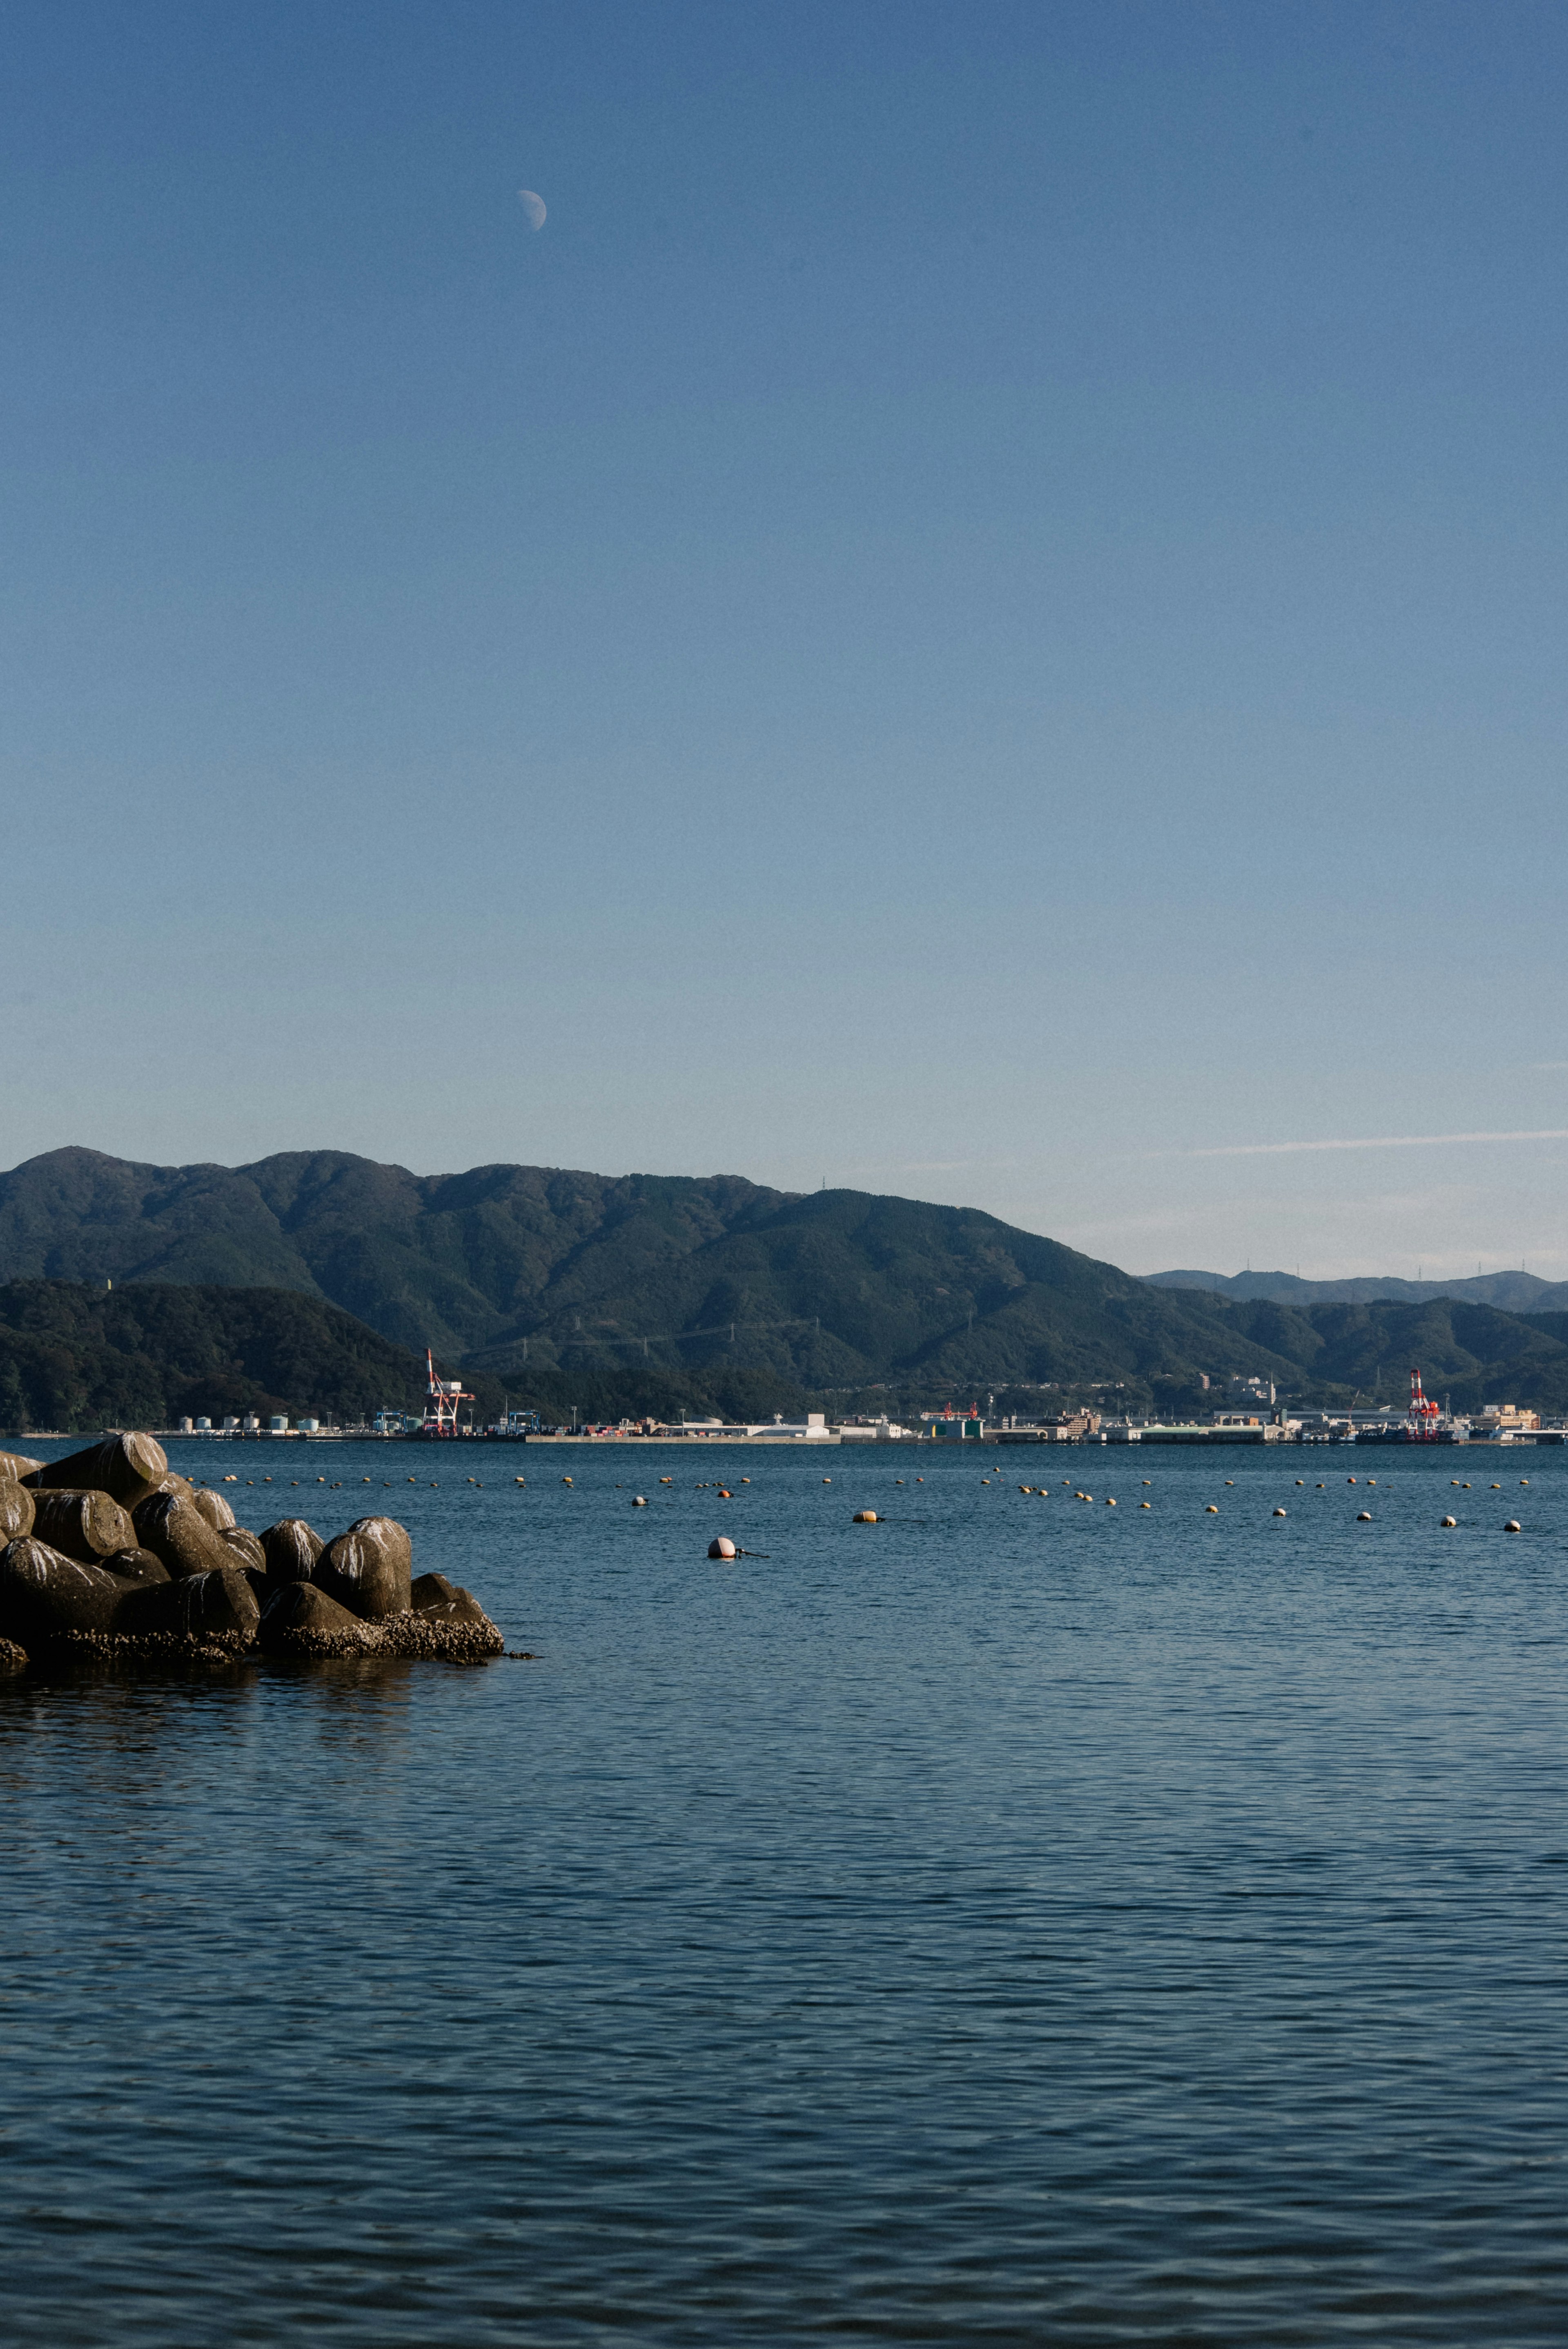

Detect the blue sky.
[{"left": 4, "top": 0, "right": 1566, "bottom": 1278}]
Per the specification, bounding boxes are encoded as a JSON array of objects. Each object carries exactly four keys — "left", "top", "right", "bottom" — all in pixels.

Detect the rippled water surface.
[{"left": 4, "top": 1438, "right": 1568, "bottom": 2344}]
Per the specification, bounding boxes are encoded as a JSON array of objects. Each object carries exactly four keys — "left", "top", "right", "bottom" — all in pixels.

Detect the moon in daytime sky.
[{"left": 517, "top": 189, "right": 546, "bottom": 230}]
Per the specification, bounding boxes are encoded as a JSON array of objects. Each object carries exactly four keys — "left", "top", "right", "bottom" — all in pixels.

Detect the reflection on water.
[{"left": 3, "top": 1441, "right": 1568, "bottom": 2344}]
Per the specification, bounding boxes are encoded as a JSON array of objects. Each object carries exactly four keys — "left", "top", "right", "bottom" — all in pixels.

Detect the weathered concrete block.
[
  {"left": 26, "top": 1432, "right": 170, "bottom": 1510},
  {"left": 102, "top": 1547, "right": 172, "bottom": 1589},
  {"left": 131, "top": 1490, "right": 236, "bottom": 1580},
  {"left": 191, "top": 1489, "right": 237, "bottom": 1532},
  {"left": 0, "top": 1482, "right": 35, "bottom": 1544},
  {"left": 217, "top": 1525, "right": 266, "bottom": 1573},
  {"left": 0, "top": 1450, "right": 43, "bottom": 1483},
  {"left": 315, "top": 1517, "right": 412, "bottom": 1620},
  {"left": 0, "top": 1538, "right": 129, "bottom": 1644},
  {"left": 118, "top": 1567, "right": 260, "bottom": 1647},
  {"left": 259, "top": 1519, "right": 323, "bottom": 1583},
  {"left": 31, "top": 1489, "right": 136, "bottom": 1566},
  {"left": 258, "top": 1579, "right": 380, "bottom": 1657},
  {"left": 410, "top": 1571, "right": 492, "bottom": 1628}
]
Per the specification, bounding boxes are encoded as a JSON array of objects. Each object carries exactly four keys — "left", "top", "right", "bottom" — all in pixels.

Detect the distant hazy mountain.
[{"left": 1148, "top": 1267, "right": 1568, "bottom": 1311}]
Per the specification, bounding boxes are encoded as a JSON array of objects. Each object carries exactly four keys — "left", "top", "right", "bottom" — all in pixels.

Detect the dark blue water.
[{"left": 4, "top": 1439, "right": 1567, "bottom": 2344}]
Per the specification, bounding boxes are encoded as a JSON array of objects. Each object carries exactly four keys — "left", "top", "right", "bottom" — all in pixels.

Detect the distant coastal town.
[{"left": 138, "top": 1380, "right": 1560, "bottom": 1449}]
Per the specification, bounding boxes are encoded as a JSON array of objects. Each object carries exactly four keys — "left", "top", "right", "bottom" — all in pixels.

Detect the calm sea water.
[{"left": 4, "top": 1437, "right": 1567, "bottom": 2345}]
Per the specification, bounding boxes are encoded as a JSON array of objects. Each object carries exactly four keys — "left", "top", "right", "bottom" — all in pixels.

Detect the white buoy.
[
  {"left": 1357, "top": 1511, "right": 1372, "bottom": 1522},
  {"left": 1505, "top": 1518, "right": 1521, "bottom": 1532},
  {"left": 633, "top": 1495, "right": 647, "bottom": 1507},
  {"left": 708, "top": 1536, "right": 737, "bottom": 1560},
  {"left": 1274, "top": 1507, "right": 1286, "bottom": 1516},
  {"left": 1441, "top": 1515, "right": 1457, "bottom": 1527}
]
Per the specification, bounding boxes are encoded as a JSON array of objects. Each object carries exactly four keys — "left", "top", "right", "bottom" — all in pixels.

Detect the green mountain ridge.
[
  {"left": 0, "top": 1280, "right": 425, "bottom": 1433},
  {"left": 2, "top": 1148, "right": 1566, "bottom": 1427},
  {"left": 0, "top": 1147, "right": 1292, "bottom": 1407}
]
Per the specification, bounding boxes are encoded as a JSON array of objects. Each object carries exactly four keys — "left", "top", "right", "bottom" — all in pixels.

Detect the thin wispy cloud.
[{"left": 1182, "top": 1129, "right": 1568, "bottom": 1159}]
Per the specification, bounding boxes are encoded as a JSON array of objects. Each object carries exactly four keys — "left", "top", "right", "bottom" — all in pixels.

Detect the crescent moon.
[{"left": 517, "top": 189, "right": 546, "bottom": 231}]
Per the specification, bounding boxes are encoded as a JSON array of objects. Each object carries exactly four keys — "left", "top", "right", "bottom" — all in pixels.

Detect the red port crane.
[
  {"left": 422, "top": 1349, "right": 474, "bottom": 1437},
  {"left": 1407, "top": 1368, "right": 1441, "bottom": 1442}
]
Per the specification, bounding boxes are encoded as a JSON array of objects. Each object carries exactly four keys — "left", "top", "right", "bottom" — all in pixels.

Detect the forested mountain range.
[
  {"left": 0, "top": 1281, "right": 424, "bottom": 1433},
  {"left": 1, "top": 1147, "right": 1566, "bottom": 1428}
]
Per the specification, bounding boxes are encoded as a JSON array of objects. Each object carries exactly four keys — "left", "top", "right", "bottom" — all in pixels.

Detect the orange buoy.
[{"left": 853, "top": 1510, "right": 878, "bottom": 1524}]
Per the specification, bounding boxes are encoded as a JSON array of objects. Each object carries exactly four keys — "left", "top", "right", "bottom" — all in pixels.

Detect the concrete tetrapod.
[
  {"left": 259, "top": 1519, "right": 324, "bottom": 1583},
  {"left": 25, "top": 1431, "right": 173, "bottom": 1512},
  {"left": 118, "top": 1567, "right": 261, "bottom": 1649},
  {"left": 132, "top": 1490, "right": 237, "bottom": 1580},
  {"left": 260, "top": 1575, "right": 504, "bottom": 1660},
  {"left": 0, "top": 1538, "right": 132, "bottom": 1643},
  {"left": 31, "top": 1489, "right": 136, "bottom": 1567},
  {"left": 314, "top": 1516, "right": 412, "bottom": 1619},
  {"left": 0, "top": 1450, "right": 44, "bottom": 1484},
  {"left": 216, "top": 1526, "right": 267, "bottom": 1574},
  {"left": 102, "top": 1547, "right": 172, "bottom": 1589},
  {"left": 0, "top": 1482, "right": 36, "bottom": 1544}
]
